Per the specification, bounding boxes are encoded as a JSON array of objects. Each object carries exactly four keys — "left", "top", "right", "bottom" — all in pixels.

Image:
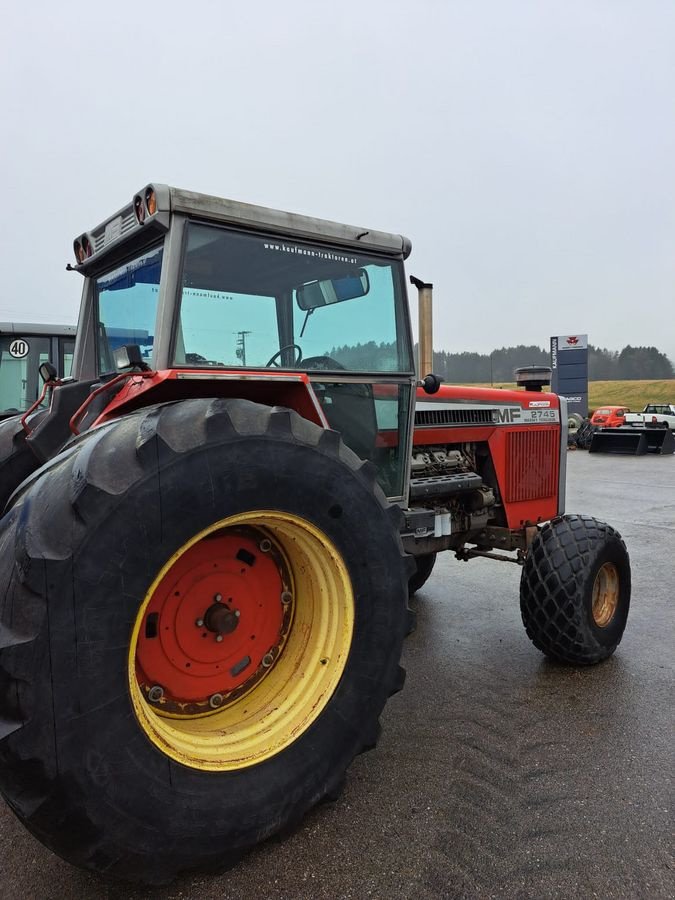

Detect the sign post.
[{"left": 550, "top": 334, "right": 589, "bottom": 418}]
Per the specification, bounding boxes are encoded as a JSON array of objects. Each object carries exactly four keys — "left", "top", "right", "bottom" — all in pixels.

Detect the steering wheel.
[
  {"left": 301, "top": 356, "right": 346, "bottom": 371},
  {"left": 265, "top": 344, "right": 303, "bottom": 368}
]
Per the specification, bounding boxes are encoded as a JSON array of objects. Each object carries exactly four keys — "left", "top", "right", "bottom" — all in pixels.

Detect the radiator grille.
[
  {"left": 505, "top": 430, "right": 559, "bottom": 502},
  {"left": 415, "top": 408, "right": 495, "bottom": 427}
]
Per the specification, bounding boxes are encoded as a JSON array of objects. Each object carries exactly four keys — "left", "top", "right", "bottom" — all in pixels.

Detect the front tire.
[
  {"left": 519, "top": 515, "right": 631, "bottom": 665},
  {"left": 0, "top": 398, "right": 410, "bottom": 883},
  {"left": 408, "top": 552, "right": 437, "bottom": 595}
]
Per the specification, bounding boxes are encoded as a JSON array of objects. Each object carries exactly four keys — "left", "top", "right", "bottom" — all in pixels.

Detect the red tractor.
[{"left": 0, "top": 185, "right": 630, "bottom": 884}]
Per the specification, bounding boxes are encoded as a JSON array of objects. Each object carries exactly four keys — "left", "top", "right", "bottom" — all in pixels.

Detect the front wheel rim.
[
  {"left": 591, "top": 561, "right": 620, "bottom": 627},
  {"left": 128, "top": 511, "right": 354, "bottom": 771}
]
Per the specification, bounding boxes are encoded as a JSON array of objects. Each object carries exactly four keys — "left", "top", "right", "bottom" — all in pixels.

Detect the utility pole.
[{"left": 235, "top": 331, "right": 252, "bottom": 367}]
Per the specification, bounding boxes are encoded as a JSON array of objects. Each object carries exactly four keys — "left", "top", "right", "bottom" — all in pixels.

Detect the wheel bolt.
[
  {"left": 281, "top": 591, "right": 292, "bottom": 604},
  {"left": 262, "top": 651, "right": 274, "bottom": 668},
  {"left": 148, "top": 685, "right": 164, "bottom": 703},
  {"left": 259, "top": 539, "right": 272, "bottom": 553},
  {"left": 216, "top": 634, "right": 224, "bottom": 643},
  {"left": 209, "top": 693, "right": 224, "bottom": 709},
  {"left": 195, "top": 618, "right": 204, "bottom": 627},
  {"left": 214, "top": 593, "right": 223, "bottom": 603}
]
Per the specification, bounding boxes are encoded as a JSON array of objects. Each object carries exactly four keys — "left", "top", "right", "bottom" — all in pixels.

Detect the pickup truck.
[{"left": 624, "top": 403, "right": 675, "bottom": 429}]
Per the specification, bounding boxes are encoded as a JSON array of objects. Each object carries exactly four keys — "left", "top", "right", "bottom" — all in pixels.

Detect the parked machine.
[
  {"left": 0, "top": 185, "right": 631, "bottom": 883},
  {"left": 589, "top": 423, "right": 675, "bottom": 455},
  {"left": 0, "top": 323, "right": 76, "bottom": 419}
]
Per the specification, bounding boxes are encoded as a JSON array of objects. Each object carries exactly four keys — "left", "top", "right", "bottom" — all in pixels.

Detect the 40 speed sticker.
[{"left": 8, "top": 339, "right": 30, "bottom": 359}]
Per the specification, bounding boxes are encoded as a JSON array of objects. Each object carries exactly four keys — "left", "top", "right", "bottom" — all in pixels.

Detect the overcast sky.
[{"left": 2, "top": 0, "right": 674, "bottom": 362}]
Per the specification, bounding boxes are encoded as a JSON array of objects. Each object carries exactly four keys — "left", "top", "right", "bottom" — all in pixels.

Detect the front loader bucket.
[
  {"left": 589, "top": 428, "right": 648, "bottom": 455},
  {"left": 643, "top": 427, "right": 675, "bottom": 454}
]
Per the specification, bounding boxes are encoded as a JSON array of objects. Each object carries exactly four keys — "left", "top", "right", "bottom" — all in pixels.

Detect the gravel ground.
[{"left": 0, "top": 449, "right": 673, "bottom": 900}]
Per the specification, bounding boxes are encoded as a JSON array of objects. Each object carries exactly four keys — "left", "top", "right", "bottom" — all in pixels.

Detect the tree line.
[{"left": 327, "top": 342, "right": 674, "bottom": 382}]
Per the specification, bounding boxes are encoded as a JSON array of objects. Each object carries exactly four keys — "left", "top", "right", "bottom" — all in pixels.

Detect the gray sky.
[{"left": 2, "top": 0, "right": 674, "bottom": 362}]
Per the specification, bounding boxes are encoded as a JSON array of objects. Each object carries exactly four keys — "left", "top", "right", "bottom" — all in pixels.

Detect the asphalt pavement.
[{"left": 0, "top": 449, "right": 673, "bottom": 899}]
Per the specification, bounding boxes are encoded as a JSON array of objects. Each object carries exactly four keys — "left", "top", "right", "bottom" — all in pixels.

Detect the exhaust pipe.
[
  {"left": 410, "top": 276, "right": 433, "bottom": 378},
  {"left": 410, "top": 276, "right": 441, "bottom": 393}
]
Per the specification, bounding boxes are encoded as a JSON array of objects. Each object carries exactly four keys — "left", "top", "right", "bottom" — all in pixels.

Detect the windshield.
[
  {"left": 174, "top": 223, "right": 412, "bottom": 372},
  {"left": 95, "top": 245, "right": 163, "bottom": 374}
]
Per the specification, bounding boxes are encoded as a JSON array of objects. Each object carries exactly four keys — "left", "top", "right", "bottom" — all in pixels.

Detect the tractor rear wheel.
[
  {"left": 0, "top": 398, "right": 410, "bottom": 883},
  {"left": 0, "top": 415, "right": 40, "bottom": 510},
  {"left": 519, "top": 515, "right": 630, "bottom": 664}
]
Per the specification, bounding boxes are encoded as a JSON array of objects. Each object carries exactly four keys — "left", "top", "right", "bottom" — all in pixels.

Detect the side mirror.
[
  {"left": 39, "top": 361, "right": 58, "bottom": 383},
  {"left": 296, "top": 269, "right": 369, "bottom": 311}
]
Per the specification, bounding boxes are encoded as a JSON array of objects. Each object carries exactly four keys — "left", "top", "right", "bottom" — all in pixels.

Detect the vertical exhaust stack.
[
  {"left": 410, "top": 276, "right": 441, "bottom": 394},
  {"left": 410, "top": 276, "right": 433, "bottom": 378}
]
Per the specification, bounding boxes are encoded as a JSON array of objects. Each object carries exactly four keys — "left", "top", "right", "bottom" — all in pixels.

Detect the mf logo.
[
  {"left": 495, "top": 407, "right": 521, "bottom": 423},
  {"left": 566, "top": 336, "right": 579, "bottom": 345}
]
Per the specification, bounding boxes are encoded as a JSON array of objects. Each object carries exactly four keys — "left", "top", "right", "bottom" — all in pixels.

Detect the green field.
[
  {"left": 586, "top": 380, "right": 675, "bottom": 410},
  {"left": 475, "top": 379, "right": 675, "bottom": 412}
]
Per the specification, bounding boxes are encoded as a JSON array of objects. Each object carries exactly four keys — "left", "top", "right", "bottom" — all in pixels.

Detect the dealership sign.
[{"left": 550, "top": 334, "right": 589, "bottom": 417}]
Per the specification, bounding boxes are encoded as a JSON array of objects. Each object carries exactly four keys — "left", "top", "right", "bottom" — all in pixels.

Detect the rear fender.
[{"left": 92, "top": 369, "right": 328, "bottom": 429}]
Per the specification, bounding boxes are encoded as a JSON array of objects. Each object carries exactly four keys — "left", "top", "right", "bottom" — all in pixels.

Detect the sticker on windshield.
[
  {"left": 263, "top": 241, "right": 358, "bottom": 265},
  {"left": 8, "top": 339, "right": 30, "bottom": 359}
]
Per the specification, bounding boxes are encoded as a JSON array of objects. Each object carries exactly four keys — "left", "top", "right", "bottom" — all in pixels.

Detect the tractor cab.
[{"left": 67, "top": 184, "right": 416, "bottom": 499}]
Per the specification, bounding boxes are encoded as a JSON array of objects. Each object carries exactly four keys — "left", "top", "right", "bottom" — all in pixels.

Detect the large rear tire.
[
  {"left": 0, "top": 415, "right": 40, "bottom": 510},
  {"left": 519, "top": 515, "right": 631, "bottom": 665},
  {"left": 0, "top": 398, "right": 410, "bottom": 883}
]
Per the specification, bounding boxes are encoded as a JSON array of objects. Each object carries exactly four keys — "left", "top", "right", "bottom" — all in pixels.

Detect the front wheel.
[
  {"left": 519, "top": 515, "right": 631, "bottom": 665},
  {"left": 0, "top": 398, "right": 410, "bottom": 883},
  {"left": 408, "top": 552, "right": 437, "bottom": 595}
]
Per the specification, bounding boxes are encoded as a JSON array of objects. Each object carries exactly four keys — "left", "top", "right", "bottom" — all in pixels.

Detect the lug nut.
[
  {"left": 196, "top": 618, "right": 204, "bottom": 627},
  {"left": 281, "top": 591, "right": 292, "bottom": 604},
  {"left": 209, "top": 693, "right": 224, "bottom": 709},
  {"left": 259, "top": 539, "right": 272, "bottom": 552},
  {"left": 148, "top": 685, "right": 164, "bottom": 703},
  {"left": 214, "top": 593, "right": 223, "bottom": 603},
  {"left": 216, "top": 634, "right": 223, "bottom": 643},
  {"left": 262, "top": 651, "right": 274, "bottom": 668}
]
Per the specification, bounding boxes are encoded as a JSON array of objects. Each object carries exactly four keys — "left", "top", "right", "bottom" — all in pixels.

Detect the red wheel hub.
[{"left": 136, "top": 530, "right": 292, "bottom": 714}]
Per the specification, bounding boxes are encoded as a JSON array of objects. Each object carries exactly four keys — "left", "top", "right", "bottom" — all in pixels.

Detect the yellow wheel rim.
[
  {"left": 128, "top": 511, "right": 354, "bottom": 771},
  {"left": 591, "top": 561, "right": 620, "bottom": 628}
]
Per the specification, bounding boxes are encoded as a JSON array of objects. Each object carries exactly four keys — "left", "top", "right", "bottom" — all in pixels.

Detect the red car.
[{"left": 590, "top": 406, "right": 630, "bottom": 427}]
